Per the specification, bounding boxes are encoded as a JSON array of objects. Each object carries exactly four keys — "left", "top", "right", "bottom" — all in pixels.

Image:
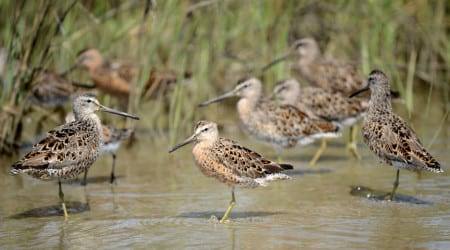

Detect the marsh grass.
[{"left": 0, "top": 0, "right": 448, "bottom": 154}]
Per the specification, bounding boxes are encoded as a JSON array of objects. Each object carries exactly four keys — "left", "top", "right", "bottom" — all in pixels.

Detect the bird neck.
[
  {"left": 86, "top": 57, "right": 103, "bottom": 74},
  {"left": 369, "top": 89, "right": 392, "bottom": 112},
  {"left": 298, "top": 49, "right": 320, "bottom": 68},
  {"left": 237, "top": 92, "right": 261, "bottom": 117},
  {"left": 282, "top": 89, "right": 300, "bottom": 105},
  {"left": 75, "top": 112, "right": 102, "bottom": 132}
]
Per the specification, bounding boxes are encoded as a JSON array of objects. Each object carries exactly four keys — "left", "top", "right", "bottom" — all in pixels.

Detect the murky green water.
[{"left": 0, "top": 99, "right": 449, "bottom": 249}]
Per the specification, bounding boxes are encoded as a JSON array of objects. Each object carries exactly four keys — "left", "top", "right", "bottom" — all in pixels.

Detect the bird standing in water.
[
  {"left": 65, "top": 112, "right": 134, "bottom": 185},
  {"left": 11, "top": 94, "right": 139, "bottom": 219},
  {"left": 350, "top": 70, "right": 442, "bottom": 201},
  {"left": 169, "top": 120, "right": 292, "bottom": 223},
  {"left": 273, "top": 78, "right": 368, "bottom": 160},
  {"left": 199, "top": 77, "right": 340, "bottom": 164}
]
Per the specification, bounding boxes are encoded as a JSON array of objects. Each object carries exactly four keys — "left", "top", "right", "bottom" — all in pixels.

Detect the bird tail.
[
  {"left": 279, "top": 164, "right": 293, "bottom": 170},
  {"left": 10, "top": 168, "right": 22, "bottom": 175},
  {"left": 425, "top": 160, "right": 443, "bottom": 173},
  {"left": 255, "top": 173, "right": 291, "bottom": 186}
]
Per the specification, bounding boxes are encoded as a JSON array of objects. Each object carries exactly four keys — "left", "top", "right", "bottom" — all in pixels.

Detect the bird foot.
[
  {"left": 309, "top": 160, "right": 318, "bottom": 168},
  {"left": 61, "top": 202, "right": 69, "bottom": 219},
  {"left": 347, "top": 143, "right": 361, "bottom": 160},
  {"left": 209, "top": 215, "right": 220, "bottom": 224},
  {"left": 382, "top": 192, "right": 394, "bottom": 202},
  {"left": 110, "top": 174, "right": 116, "bottom": 184},
  {"left": 219, "top": 218, "right": 231, "bottom": 224}
]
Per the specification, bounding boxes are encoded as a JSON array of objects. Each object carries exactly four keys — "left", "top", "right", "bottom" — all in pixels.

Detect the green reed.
[{"left": 0, "top": 0, "right": 448, "bottom": 154}]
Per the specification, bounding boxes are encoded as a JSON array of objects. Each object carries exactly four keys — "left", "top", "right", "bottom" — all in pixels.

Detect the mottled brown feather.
[
  {"left": 11, "top": 118, "right": 100, "bottom": 179},
  {"left": 360, "top": 70, "right": 441, "bottom": 173},
  {"left": 182, "top": 121, "right": 292, "bottom": 188}
]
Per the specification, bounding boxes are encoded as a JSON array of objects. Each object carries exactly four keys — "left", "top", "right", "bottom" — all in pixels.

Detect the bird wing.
[
  {"left": 366, "top": 113, "right": 441, "bottom": 172},
  {"left": 213, "top": 138, "right": 291, "bottom": 179},
  {"left": 102, "top": 126, "right": 133, "bottom": 144},
  {"left": 12, "top": 121, "right": 99, "bottom": 170},
  {"left": 312, "top": 59, "right": 366, "bottom": 95},
  {"left": 299, "top": 87, "right": 367, "bottom": 121},
  {"left": 110, "top": 61, "right": 138, "bottom": 83},
  {"left": 92, "top": 64, "right": 131, "bottom": 97},
  {"left": 267, "top": 102, "right": 338, "bottom": 136}
]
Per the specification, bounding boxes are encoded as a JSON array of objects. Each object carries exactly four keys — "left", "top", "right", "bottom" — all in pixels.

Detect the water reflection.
[
  {"left": 178, "top": 211, "right": 283, "bottom": 220},
  {"left": 63, "top": 175, "right": 125, "bottom": 186},
  {"left": 350, "top": 185, "right": 433, "bottom": 205},
  {"left": 10, "top": 201, "right": 90, "bottom": 219},
  {"left": 286, "top": 168, "right": 333, "bottom": 176},
  {"left": 10, "top": 186, "right": 91, "bottom": 219},
  {"left": 0, "top": 99, "right": 448, "bottom": 249}
]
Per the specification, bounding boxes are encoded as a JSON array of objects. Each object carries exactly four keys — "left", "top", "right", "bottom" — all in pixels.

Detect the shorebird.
[
  {"left": 264, "top": 37, "right": 399, "bottom": 98},
  {"left": 273, "top": 78, "right": 368, "bottom": 160},
  {"left": 168, "top": 120, "right": 292, "bottom": 223},
  {"left": 29, "top": 71, "right": 95, "bottom": 107},
  {"left": 65, "top": 112, "right": 134, "bottom": 185},
  {"left": 262, "top": 37, "right": 365, "bottom": 95},
  {"left": 350, "top": 70, "right": 442, "bottom": 201},
  {"left": 75, "top": 48, "right": 136, "bottom": 99},
  {"left": 28, "top": 71, "right": 96, "bottom": 134},
  {"left": 199, "top": 77, "right": 340, "bottom": 164},
  {"left": 142, "top": 67, "right": 178, "bottom": 100},
  {"left": 11, "top": 94, "right": 139, "bottom": 219},
  {"left": 73, "top": 48, "right": 178, "bottom": 100}
]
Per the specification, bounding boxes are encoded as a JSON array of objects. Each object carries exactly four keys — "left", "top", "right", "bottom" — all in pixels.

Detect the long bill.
[
  {"left": 261, "top": 52, "right": 292, "bottom": 73},
  {"left": 60, "top": 64, "right": 79, "bottom": 77},
  {"left": 349, "top": 85, "right": 370, "bottom": 98},
  {"left": 198, "top": 90, "right": 236, "bottom": 107},
  {"left": 100, "top": 105, "right": 140, "bottom": 120},
  {"left": 168, "top": 134, "right": 196, "bottom": 153}
]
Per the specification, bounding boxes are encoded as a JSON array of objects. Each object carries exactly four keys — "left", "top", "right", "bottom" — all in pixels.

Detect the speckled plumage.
[
  {"left": 29, "top": 71, "right": 95, "bottom": 107},
  {"left": 169, "top": 120, "right": 292, "bottom": 223},
  {"left": 13, "top": 119, "right": 100, "bottom": 179},
  {"left": 76, "top": 49, "right": 178, "bottom": 100},
  {"left": 291, "top": 37, "right": 366, "bottom": 96},
  {"left": 274, "top": 78, "right": 367, "bottom": 162},
  {"left": 273, "top": 79, "right": 368, "bottom": 127},
  {"left": 76, "top": 49, "right": 135, "bottom": 99},
  {"left": 65, "top": 112, "right": 134, "bottom": 184},
  {"left": 12, "top": 95, "right": 103, "bottom": 180},
  {"left": 199, "top": 78, "right": 340, "bottom": 152},
  {"left": 11, "top": 94, "right": 139, "bottom": 218},
  {"left": 350, "top": 70, "right": 442, "bottom": 200},
  {"left": 357, "top": 71, "right": 441, "bottom": 173},
  {"left": 265, "top": 37, "right": 398, "bottom": 98},
  {"left": 100, "top": 126, "right": 133, "bottom": 155},
  {"left": 192, "top": 121, "right": 292, "bottom": 188}
]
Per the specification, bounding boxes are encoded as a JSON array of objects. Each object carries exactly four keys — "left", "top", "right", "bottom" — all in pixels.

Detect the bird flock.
[{"left": 10, "top": 37, "right": 443, "bottom": 222}]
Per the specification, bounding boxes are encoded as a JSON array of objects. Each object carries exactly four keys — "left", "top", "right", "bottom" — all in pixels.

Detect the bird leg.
[
  {"left": 58, "top": 180, "right": 69, "bottom": 219},
  {"left": 347, "top": 125, "right": 361, "bottom": 159},
  {"left": 389, "top": 169, "right": 400, "bottom": 201},
  {"left": 220, "top": 189, "right": 236, "bottom": 223},
  {"left": 80, "top": 169, "right": 88, "bottom": 186},
  {"left": 110, "top": 153, "right": 117, "bottom": 184},
  {"left": 310, "top": 139, "right": 327, "bottom": 166}
]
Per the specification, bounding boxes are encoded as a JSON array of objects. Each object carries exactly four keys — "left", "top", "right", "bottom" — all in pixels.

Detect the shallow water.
[{"left": 0, "top": 101, "right": 449, "bottom": 249}]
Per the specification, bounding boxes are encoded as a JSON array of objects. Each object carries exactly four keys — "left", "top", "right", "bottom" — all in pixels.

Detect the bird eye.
[
  {"left": 87, "top": 99, "right": 92, "bottom": 103},
  {"left": 203, "top": 127, "right": 209, "bottom": 132}
]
